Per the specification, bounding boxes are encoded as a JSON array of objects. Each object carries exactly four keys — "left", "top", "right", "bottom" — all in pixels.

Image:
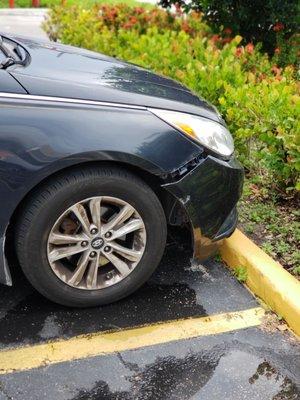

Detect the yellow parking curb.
[{"left": 220, "top": 229, "right": 300, "bottom": 336}]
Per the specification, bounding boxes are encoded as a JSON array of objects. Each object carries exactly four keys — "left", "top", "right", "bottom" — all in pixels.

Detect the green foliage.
[
  {"left": 44, "top": 5, "right": 209, "bottom": 41},
  {"left": 43, "top": 4, "right": 300, "bottom": 192},
  {"left": 158, "top": 0, "right": 300, "bottom": 64},
  {"left": 214, "top": 253, "right": 222, "bottom": 262},
  {"left": 233, "top": 266, "right": 248, "bottom": 283}
]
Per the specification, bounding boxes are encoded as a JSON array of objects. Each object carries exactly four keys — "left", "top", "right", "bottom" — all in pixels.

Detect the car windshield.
[{"left": 0, "top": 35, "right": 27, "bottom": 68}]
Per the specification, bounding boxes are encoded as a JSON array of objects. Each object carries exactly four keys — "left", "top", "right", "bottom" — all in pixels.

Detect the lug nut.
[
  {"left": 90, "top": 228, "right": 98, "bottom": 235},
  {"left": 90, "top": 251, "right": 97, "bottom": 258},
  {"left": 81, "top": 241, "right": 88, "bottom": 247},
  {"left": 106, "top": 272, "right": 113, "bottom": 280},
  {"left": 104, "top": 246, "right": 111, "bottom": 253},
  {"left": 105, "top": 231, "right": 112, "bottom": 238}
]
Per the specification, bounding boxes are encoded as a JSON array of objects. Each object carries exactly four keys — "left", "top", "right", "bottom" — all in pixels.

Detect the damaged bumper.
[{"left": 163, "top": 155, "right": 244, "bottom": 260}]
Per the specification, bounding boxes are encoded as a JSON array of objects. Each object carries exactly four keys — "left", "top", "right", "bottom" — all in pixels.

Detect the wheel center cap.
[{"left": 91, "top": 237, "right": 104, "bottom": 250}]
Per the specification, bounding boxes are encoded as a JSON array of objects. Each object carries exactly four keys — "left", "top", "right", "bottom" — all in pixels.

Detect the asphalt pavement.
[{"left": 0, "top": 240, "right": 299, "bottom": 400}]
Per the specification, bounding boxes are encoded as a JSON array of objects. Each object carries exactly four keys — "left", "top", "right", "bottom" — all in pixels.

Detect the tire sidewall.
[{"left": 18, "top": 170, "right": 166, "bottom": 307}]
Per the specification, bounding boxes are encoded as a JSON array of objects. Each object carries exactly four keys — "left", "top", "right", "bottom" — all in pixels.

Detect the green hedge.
[{"left": 43, "top": 5, "right": 300, "bottom": 192}]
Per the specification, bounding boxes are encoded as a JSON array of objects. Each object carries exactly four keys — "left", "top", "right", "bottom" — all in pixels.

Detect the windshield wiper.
[{"left": 0, "top": 35, "right": 26, "bottom": 69}]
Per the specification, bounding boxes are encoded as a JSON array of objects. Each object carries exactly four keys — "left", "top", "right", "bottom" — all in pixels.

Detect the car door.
[{"left": 0, "top": 55, "right": 27, "bottom": 285}]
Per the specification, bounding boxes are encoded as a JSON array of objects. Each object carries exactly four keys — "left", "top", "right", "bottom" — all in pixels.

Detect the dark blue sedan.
[{"left": 0, "top": 34, "right": 243, "bottom": 307}]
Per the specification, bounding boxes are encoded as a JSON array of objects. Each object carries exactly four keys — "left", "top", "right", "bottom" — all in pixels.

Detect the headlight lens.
[{"left": 150, "top": 109, "right": 234, "bottom": 158}]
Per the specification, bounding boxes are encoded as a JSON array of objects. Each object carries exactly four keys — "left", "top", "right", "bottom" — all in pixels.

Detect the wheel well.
[{"left": 5, "top": 160, "right": 178, "bottom": 246}]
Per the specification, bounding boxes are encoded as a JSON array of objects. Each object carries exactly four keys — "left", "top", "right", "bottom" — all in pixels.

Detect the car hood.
[{"left": 7, "top": 34, "right": 224, "bottom": 123}]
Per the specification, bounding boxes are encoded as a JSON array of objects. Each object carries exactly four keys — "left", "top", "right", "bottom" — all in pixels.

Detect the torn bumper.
[{"left": 163, "top": 155, "right": 244, "bottom": 260}]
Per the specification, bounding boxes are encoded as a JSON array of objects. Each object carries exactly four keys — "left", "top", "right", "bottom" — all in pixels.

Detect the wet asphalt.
[{"left": 0, "top": 236, "right": 299, "bottom": 400}]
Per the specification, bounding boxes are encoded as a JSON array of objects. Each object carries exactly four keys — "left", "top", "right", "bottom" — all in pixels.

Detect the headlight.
[{"left": 149, "top": 109, "right": 234, "bottom": 158}]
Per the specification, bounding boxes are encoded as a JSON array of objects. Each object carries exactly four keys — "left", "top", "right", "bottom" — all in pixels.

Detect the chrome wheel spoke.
[
  {"left": 102, "top": 204, "right": 134, "bottom": 234},
  {"left": 48, "top": 244, "right": 85, "bottom": 263},
  {"left": 48, "top": 232, "right": 87, "bottom": 245},
  {"left": 110, "top": 242, "right": 142, "bottom": 262},
  {"left": 104, "top": 252, "right": 131, "bottom": 277},
  {"left": 68, "top": 251, "right": 90, "bottom": 286},
  {"left": 109, "top": 219, "right": 143, "bottom": 240},
  {"left": 86, "top": 254, "right": 99, "bottom": 289},
  {"left": 89, "top": 198, "right": 102, "bottom": 231},
  {"left": 70, "top": 203, "right": 91, "bottom": 235}
]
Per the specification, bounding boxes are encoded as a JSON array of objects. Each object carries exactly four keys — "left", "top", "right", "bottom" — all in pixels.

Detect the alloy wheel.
[{"left": 47, "top": 196, "right": 146, "bottom": 290}]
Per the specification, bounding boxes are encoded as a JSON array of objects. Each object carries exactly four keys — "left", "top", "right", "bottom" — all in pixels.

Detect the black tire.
[{"left": 16, "top": 166, "right": 167, "bottom": 307}]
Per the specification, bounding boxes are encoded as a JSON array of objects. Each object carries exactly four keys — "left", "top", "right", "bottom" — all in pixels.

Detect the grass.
[
  {"left": 0, "top": 0, "right": 144, "bottom": 7},
  {"left": 233, "top": 266, "right": 248, "bottom": 283},
  {"left": 238, "top": 177, "right": 300, "bottom": 279}
]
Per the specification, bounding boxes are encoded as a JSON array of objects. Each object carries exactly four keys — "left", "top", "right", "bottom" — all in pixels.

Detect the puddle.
[{"left": 70, "top": 349, "right": 300, "bottom": 400}]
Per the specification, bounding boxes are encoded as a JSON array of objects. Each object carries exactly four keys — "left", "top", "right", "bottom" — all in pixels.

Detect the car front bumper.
[{"left": 163, "top": 155, "right": 244, "bottom": 260}]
